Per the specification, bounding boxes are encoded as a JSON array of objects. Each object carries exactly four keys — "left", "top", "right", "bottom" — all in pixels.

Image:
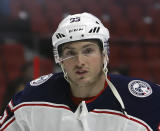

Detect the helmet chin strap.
[
  {"left": 103, "top": 55, "right": 128, "bottom": 116},
  {"left": 60, "top": 63, "right": 71, "bottom": 84}
]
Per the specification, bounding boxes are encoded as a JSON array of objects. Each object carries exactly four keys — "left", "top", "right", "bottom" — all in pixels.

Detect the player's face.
[{"left": 61, "top": 40, "right": 105, "bottom": 87}]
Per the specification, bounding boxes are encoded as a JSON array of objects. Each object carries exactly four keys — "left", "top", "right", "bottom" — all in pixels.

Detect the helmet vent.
[
  {"left": 89, "top": 27, "right": 100, "bottom": 33},
  {"left": 56, "top": 33, "right": 65, "bottom": 39},
  {"left": 96, "top": 21, "right": 100, "bottom": 24}
]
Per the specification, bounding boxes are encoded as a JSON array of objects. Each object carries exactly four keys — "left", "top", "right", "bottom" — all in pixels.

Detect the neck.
[{"left": 70, "top": 73, "right": 106, "bottom": 98}]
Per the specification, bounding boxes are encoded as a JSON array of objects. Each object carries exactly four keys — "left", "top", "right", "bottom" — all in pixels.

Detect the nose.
[{"left": 75, "top": 54, "right": 85, "bottom": 67}]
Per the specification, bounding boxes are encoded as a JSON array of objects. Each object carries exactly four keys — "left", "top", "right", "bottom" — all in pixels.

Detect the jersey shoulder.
[
  {"left": 109, "top": 73, "right": 160, "bottom": 99},
  {"left": 108, "top": 74, "right": 160, "bottom": 131},
  {"left": 12, "top": 72, "right": 69, "bottom": 107}
]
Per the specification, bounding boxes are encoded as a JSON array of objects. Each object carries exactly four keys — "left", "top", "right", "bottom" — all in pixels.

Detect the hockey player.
[{"left": 0, "top": 12, "right": 160, "bottom": 131}]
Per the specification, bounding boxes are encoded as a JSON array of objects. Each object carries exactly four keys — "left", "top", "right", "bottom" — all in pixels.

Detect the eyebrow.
[
  {"left": 82, "top": 44, "right": 97, "bottom": 48},
  {"left": 62, "top": 43, "right": 97, "bottom": 51}
]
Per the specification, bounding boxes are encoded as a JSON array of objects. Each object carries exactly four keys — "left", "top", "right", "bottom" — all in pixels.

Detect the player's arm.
[
  {"left": 0, "top": 100, "right": 22, "bottom": 131},
  {"left": 0, "top": 87, "right": 32, "bottom": 131}
]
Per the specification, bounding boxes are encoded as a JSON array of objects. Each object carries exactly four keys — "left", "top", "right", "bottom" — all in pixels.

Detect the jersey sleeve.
[
  {"left": 0, "top": 73, "right": 61, "bottom": 131},
  {"left": 0, "top": 100, "right": 22, "bottom": 131},
  {"left": 0, "top": 89, "right": 31, "bottom": 131}
]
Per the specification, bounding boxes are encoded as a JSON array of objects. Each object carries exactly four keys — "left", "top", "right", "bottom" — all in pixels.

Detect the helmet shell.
[{"left": 52, "top": 12, "right": 110, "bottom": 63}]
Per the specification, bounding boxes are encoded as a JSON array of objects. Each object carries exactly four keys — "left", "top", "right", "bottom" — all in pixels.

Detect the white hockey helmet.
[{"left": 52, "top": 12, "right": 110, "bottom": 63}]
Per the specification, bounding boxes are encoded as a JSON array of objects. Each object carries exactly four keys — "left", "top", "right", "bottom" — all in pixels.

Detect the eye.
[
  {"left": 63, "top": 50, "right": 76, "bottom": 57},
  {"left": 83, "top": 48, "right": 94, "bottom": 54}
]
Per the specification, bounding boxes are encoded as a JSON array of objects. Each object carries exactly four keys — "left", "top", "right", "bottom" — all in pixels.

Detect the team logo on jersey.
[
  {"left": 128, "top": 80, "right": 152, "bottom": 98},
  {"left": 30, "top": 74, "right": 53, "bottom": 86}
]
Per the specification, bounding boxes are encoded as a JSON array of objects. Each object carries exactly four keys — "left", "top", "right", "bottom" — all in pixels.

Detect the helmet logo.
[
  {"left": 56, "top": 33, "right": 65, "bottom": 39},
  {"left": 89, "top": 27, "right": 100, "bottom": 33},
  {"left": 70, "top": 17, "right": 80, "bottom": 23},
  {"left": 69, "top": 27, "right": 84, "bottom": 33}
]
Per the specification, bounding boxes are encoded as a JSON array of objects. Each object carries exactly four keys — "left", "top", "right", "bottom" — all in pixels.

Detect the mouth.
[{"left": 75, "top": 70, "right": 88, "bottom": 76}]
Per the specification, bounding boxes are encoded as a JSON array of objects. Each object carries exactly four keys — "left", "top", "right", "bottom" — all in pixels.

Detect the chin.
[
  {"left": 75, "top": 77, "right": 93, "bottom": 87},
  {"left": 76, "top": 82, "right": 90, "bottom": 88}
]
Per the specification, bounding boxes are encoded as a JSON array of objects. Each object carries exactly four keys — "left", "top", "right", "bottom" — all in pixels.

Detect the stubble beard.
[{"left": 69, "top": 68, "right": 105, "bottom": 89}]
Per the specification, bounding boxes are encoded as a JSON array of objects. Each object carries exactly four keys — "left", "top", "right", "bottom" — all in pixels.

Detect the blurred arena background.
[{"left": 0, "top": 0, "right": 160, "bottom": 114}]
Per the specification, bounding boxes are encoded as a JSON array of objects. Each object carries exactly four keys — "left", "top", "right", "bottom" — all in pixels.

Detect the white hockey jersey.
[{"left": 0, "top": 73, "right": 160, "bottom": 131}]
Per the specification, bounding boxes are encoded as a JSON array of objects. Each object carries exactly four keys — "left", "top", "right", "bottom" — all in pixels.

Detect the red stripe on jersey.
[
  {"left": 0, "top": 117, "right": 15, "bottom": 131},
  {"left": 13, "top": 103, "right": 71, "bottom": 112},
  {"left": 91, "top": 110, "right": 151, "bottom": 131}
]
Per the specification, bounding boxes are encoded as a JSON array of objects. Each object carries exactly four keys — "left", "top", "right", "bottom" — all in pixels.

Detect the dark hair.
[{"left": 58, "top": 39, "right": 103, "bottom": 57}]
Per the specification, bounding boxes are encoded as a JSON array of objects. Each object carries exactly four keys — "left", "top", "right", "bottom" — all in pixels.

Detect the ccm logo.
[{"left": 69, "top": 28, "right": 84, "bottom": 33}]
